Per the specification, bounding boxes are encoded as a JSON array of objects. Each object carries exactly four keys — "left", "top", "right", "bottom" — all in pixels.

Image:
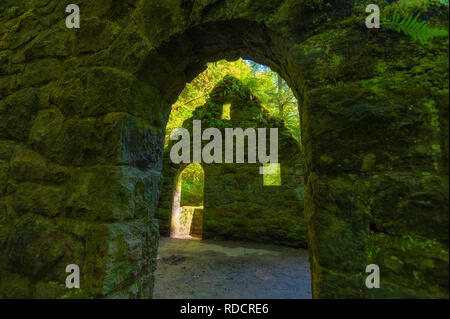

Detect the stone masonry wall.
[{"left": 0, "top": 0, "right": 448, "bottom": 298}]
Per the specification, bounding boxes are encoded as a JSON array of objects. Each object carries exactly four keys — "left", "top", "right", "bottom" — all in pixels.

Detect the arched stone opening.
[
  {"left": 155, "top": 73, "right": 309, "bottom": 297},
  {"left": 0, "top": 0, "right": 447, "bottom": 299},
  {"left": 157, "top": 75, "right": 306, "bottom": 248}
]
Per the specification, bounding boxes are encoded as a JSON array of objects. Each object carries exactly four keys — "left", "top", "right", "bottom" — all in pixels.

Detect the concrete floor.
[{"left": 153, "top": 237, "right": 312, "bottom": 299}]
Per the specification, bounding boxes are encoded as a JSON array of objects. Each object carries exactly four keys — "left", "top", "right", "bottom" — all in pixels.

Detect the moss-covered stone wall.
[
  {"left": 156, "top": 76, "right": 307, "bottom": 248},
  {"left": 0, "top": 0, "right": 448, "bottom": 298}
]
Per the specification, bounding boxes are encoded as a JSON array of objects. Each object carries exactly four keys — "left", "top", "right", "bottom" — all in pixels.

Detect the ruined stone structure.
[
  {"left": 0, "top": 1, "right": 448, "bottom": 298},
  {"left": 157, "top": 76, "right": 307, "bottom": 247}
]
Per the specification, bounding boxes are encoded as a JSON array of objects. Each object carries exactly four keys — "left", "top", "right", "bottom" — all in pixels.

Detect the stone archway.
[
  {"left": 0, "top": 1, "right": 448, "bottom": 298},
  {"left": 157, "top": 75, "right": 307, "bottom": 247}
]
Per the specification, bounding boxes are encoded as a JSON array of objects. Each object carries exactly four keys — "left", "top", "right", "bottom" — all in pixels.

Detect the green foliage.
[
  {"left": 262, "top": 163, "right": 281, "bottom": 186},
  {"left": 8, "top": 6, "right": 20, "bottom": 13},
  {"left": 381, "top": 0, "right": 448, "bottom": 45},
  {"left": 399, "top": 234, "right": 442, "bottom": 251},
  {"left": 166, "top": 59, "right": 301, "bottom": 147},
  {"left": 383, "top": 11, "right": 448, "bottom": 44},
  {"left": 399, "top": 0, "right": 448, "bottom": 7},
  {"left": 190, "top": 100, "right": 230, "bottom": 130},
  {"left": 390, "top": 0, "right": 449, "bottom": 10},
  {"left": 180, "top": 164, "right": 204, "bottom": 206},
  {"left": 165, "top": 60, "right": 253, "bottom": 146},
  {"left": 111, "top": 22, "right": 122, "bottom": 36},
  {"left": 47, "top": 281, "right": 93, "bottom": 299},
  {"left": 283, "top": 110, "right": 302, "bottom": 144},
  {"left": 58, "top": 289, "right": 93, "bottom": 299}
]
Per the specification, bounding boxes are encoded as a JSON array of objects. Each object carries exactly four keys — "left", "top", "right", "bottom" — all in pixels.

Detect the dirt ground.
[{"left": 153, "top": 237, "right": 312, "bottom": 299}]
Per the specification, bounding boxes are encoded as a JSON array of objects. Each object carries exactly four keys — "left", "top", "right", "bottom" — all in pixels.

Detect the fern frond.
[{"left": 383, "top": 11, "right": 448, "bottom": 45}]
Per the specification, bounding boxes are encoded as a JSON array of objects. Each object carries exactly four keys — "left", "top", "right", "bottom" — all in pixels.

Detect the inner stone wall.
[{"left": 157, "top": 76, "right": 307, "bottom": 248}]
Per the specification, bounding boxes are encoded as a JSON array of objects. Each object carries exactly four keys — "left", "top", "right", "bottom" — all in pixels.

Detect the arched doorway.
[
  {"left": 170, "top": 163, "right": 204, "bottom": 239},
  {"left": 154, "top": 69, "right": 311, "bottom": 298}
]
